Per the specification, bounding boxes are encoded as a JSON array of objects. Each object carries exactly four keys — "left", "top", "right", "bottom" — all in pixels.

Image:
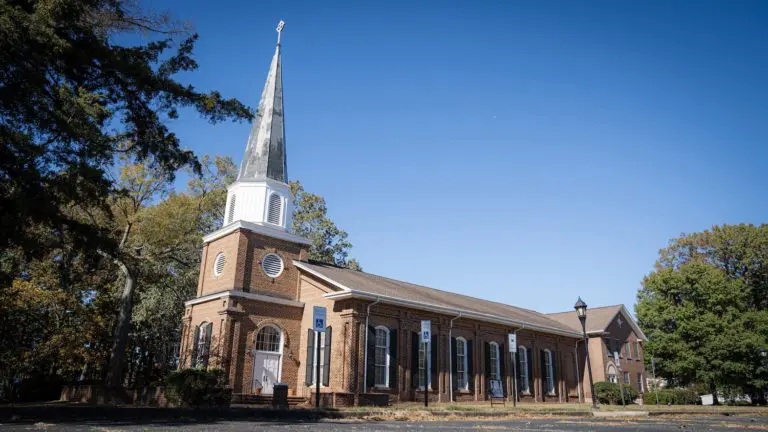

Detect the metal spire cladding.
[{"left": 237, "top": 20, "right": 287, "bottom": 183}]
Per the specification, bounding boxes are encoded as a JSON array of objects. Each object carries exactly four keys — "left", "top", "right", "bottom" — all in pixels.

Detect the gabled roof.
[
  {"left": 547, "top": 305, "right": 648, "bottom": 341},
  {"left": 294, "top": 261, "right": 583, "bottom": 338}
]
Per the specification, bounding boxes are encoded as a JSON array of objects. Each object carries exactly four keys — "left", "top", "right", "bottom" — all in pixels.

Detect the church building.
[{"left": 179, "top": 22, "right": 647, "bottom": 406}]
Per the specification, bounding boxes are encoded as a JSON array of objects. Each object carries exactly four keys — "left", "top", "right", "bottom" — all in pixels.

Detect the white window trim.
[
  {"left": 261, "top": 253, "right": 284, "bottom": 278},
  {"left": 374, "top": 326, "right": 390, "bottom": 389},
  {"left": 266, "top": 193, "right": 283, "bottom": 226},
  {"left": 213, "top": 252, "right": 225, "bottom": 278},
  {"left": 456, "top": 337, "right": 468, "bottom": 392},
  {"left": 544, "top": 349, "right": 555, "bottom": 395},
  {"left": 227, "top": 194, "right": 236, "bottom": 224},
  {"left": 254, "top": 324, "right": 283, "bottom": 354},
  {"left": 519, "top": 346, "right": 530, "bottom": 394},
  {"left": 489, "top": 342, "right": 500, "bottom": 381},
  {"left": 196, "top": 322, "right": 212, "bottom": 368}
]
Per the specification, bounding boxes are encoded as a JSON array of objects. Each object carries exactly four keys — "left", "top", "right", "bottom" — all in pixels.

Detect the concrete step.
[{"left": 231, "top": 394, "right": 306, "bottom": 406}]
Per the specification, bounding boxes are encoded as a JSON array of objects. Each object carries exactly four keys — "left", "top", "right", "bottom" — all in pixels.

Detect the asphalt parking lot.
[{"left": 1, "top": 416, "right": 766, "bottom": 431}]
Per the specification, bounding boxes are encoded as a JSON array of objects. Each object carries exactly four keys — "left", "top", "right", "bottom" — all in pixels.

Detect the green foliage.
[
  {"left": 642, "top": 388, "right": 699, "bottom": 405},
  {"left": 637, "top": 224, "right": 768, "bottom": 399},
  {"left": 594, "top": 381, "right": 638, "bottom": 405},
  {"left": 0, "top": 155, "right": 235, "bottom": 395},
  {"left": 165, "top": 369, "right": 231, "bottom": 407},
  {"left": 290, "top": 181, "right": 361, "bottom": 269},
  {"left": 0, "top": 0, "right": 250, "bottom": 282}
]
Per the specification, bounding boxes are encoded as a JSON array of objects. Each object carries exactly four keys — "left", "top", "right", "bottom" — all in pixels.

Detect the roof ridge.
[{"left": 547, "top": 304, "right": 624, "bottom": 316}]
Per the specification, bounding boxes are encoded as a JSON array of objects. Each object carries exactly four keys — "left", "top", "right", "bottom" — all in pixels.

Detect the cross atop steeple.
[{"left": 276, "top": 20, "right": 285, "bottom": 45}]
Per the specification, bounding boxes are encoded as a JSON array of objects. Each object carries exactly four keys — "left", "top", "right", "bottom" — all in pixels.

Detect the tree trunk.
[{"left": 105, "top": 259, "right": 136, "bottom": 388}]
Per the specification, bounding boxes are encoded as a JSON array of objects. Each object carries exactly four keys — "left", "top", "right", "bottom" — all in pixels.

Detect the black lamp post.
[{"left": 575, "top": 297, "right": 598, "bottom": 409}]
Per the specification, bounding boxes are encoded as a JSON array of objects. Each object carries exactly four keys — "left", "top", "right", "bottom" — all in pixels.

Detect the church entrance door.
[
  {"left": 252, "top": 325, "right": 283, "bottom": 395},
  {"left": 253, "top": 351, "right": 281, "bottom": 395}
]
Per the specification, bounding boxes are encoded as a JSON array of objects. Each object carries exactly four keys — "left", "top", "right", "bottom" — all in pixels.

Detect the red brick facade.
[{"left": 181, "top": 227, "right": 644, "bottom": 405}]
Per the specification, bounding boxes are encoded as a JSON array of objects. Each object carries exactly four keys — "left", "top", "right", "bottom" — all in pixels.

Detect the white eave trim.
[
  {"left": 293, "top": 261, "right": 354, "bottom": 292},
  {"left": 203, "top": 220, "right": 312, "bottom": 246},
  {"left": 185, "top": 290, "right": 304, "bottom": 308},
  {"left": 620, "top": 305, "right": 648, "bottom": 341},
  {"left": 322, "top": 289, "right": 582, "bottom": 338}
]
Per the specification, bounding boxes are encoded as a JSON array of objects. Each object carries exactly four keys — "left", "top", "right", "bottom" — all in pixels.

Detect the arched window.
[
  {"left": 194, "top": 322, "right": 212, "bottom": 368},
  {"left": 267, "top": 193, "right": 282, "bottom": 225},
  {"left": 374, "top": 326, "right": 390, "bottom": 388},
  {"left": 489, "top": 342, "right": 500, "bottom": 381},
  {"left": 456, "top": 337, "right": 468, "bottom": 391},
  {"left": 227, "top": 194, "right": 236, "bottom": 224},
  {"left": 255, "top": 325, "right": 281, "bottom": 352},
  {"left": 519, "top": 346, "right": 530, "bottom": 393},
  {"left": 607, "top": 364, "right": 617, "bottom": 383},
  {"left": 544, "top": 349, "right": 555, "bottom": 394}
]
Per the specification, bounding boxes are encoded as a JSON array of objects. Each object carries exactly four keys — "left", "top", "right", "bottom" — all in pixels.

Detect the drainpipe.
[
  {"left": 362, "top": 297, "right": 381, "bottom": 394},
  {"left": 448, "top": 312, "right": 462, "bottom": 403}
]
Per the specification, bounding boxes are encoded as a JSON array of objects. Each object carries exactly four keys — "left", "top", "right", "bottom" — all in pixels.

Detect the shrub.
[
  {"left": 165, "top": 369, "right": 231, "bottom": 407},
  {"left": 642, "top": 388, "right": 699, "bottom": 405},
  {"left": 594, "top": 381, "right": 639, "bottom": 405}
]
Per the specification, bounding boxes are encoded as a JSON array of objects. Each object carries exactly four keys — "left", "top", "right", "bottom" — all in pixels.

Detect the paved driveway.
[{"left": 1, "top": 416, "right": 766, "bottom": 431}]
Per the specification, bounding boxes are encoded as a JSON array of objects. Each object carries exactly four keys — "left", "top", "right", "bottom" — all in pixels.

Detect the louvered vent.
[
  {"left": 227, "top": 194, "right": 236, "bottom": 224},
  {"left": 267, "top": 193, "right": 282, "bottom": 225},
  {"left": 261, "top": 253, "right": 284, "bottom": 278},
  {"left": 213, "top": 253, "right": 226, "bottom": 276}
]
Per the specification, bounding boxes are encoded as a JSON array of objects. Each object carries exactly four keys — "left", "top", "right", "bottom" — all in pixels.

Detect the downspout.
[
  {"left": 362, "top": 297, "right": 381, "bottom": 394},
  {"left": 448, "top": 312, "right": 462, "bottom": 403}
]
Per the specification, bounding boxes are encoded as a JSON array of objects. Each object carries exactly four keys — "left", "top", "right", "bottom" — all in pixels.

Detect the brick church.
[{"left": 179, "top": 22, "right": 648, "bottom": 406}]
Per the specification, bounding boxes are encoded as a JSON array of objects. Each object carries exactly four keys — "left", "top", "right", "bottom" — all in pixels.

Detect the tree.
[
  {"left": 637, "top": 224, "right": 768, "bottom": 403},
  {"left": 0, "top": 0, "right": 250, "bottom": 283},
  {"left": 290, "top": 181, "right": 361, "bottom": 270}
]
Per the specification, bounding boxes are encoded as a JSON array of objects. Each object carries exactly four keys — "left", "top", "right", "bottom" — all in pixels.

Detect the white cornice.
[
  {"left": 619, "top": 305, "right": 648, "bottom": 341},
  {"left": 202, "top": 220, "right": 312, "bottom": 246},
  {"left": 293, "top": 261, "right": 353, "bottom": 292},
  {"left": 227, "top": 178, "right": 290, "bottom": 192},
  {"left": 185, "top": 290, "right": 304, "bottom": 308}
]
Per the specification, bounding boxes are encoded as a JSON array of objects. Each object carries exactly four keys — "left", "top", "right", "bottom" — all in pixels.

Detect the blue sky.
[{"left": 151, "top": 0, "right": 767, "bottom": 315}]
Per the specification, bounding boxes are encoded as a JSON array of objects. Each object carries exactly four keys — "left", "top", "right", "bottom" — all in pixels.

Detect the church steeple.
[
  {"left": 223, "top": 21, "right": 295, "bottom": 233},
  {"left": 238, "top": 20, "right": 287, "bottom": 183}
]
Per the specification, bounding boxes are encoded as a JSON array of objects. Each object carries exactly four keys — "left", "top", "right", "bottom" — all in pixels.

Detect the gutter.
[
  {"left": 324, "top": 290, "right": 582, "bottom": 339},
  {"left": 362, "top": 297, "right": 381, "bottom": 393}
]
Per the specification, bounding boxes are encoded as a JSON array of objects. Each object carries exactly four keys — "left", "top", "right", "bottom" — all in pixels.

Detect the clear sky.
[{"left": 152, "top": 0, "right": 767, "bottom": 315}]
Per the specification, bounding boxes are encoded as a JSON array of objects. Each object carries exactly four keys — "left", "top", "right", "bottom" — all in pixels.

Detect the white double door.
[{"left": 253, "top": 351, "right": 282, "bottom": 395}]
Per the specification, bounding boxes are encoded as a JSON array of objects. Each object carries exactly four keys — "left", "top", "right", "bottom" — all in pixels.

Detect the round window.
[
  {"left": 213, "top": 253, "right": 226, "bottom": 276},
  {"left": 261, "top": 253, "right": 284, "bottom": 278}
]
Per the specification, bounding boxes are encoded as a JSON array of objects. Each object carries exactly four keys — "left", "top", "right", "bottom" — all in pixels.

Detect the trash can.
[{"left": 272, "top": 383, "right": 289, "bottom": 409}]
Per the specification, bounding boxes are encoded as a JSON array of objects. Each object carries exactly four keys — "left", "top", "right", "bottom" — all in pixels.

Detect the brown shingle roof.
[
  {"left": 295, "top": 261, "right": 582, "bottom": 337},
  {"left": 546, "top": 305, "right": 623, "bottom": 333}
]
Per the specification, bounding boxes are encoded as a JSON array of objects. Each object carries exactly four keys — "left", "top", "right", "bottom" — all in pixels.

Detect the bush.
[
  {"left": 594, "top": 381, "right": 639, "bottom": 405},
  {"left": 165, "top": 369, "right": 231, "bottom": 407},
  {"left": 642, "top": 388, "right": 699, "bottom": 405}
]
